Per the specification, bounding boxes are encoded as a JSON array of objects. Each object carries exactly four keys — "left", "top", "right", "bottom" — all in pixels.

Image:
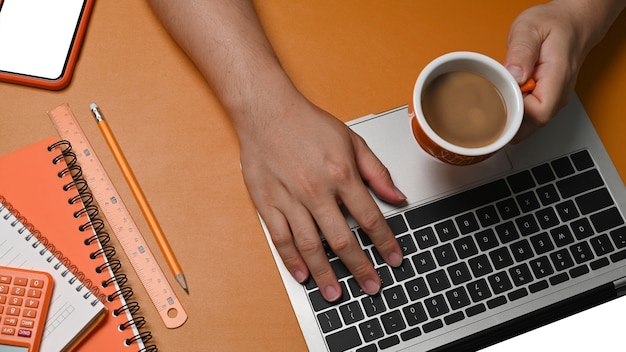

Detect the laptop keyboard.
[{"left": 305, "top": 149, "right": 626, "bottom": 352}]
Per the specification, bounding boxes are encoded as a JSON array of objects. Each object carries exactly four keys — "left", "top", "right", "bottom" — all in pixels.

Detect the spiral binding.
[{"left": 47, "top": 140, "right": 158, "bottom": 352}]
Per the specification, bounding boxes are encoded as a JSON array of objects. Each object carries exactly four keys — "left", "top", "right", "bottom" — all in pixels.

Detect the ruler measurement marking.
[{"left": 48, "top": 104, "right": 187, "bottom": 328}]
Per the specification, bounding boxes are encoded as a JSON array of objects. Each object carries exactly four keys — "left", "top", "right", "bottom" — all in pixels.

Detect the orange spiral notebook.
[{"left": 0, "top": 137, "right": 157, "bottom": 352}]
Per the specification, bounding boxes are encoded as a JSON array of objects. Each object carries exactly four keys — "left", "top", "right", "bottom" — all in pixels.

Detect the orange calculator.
[{"left": 0, "top": 266, "right": 54, "bottom": 352}]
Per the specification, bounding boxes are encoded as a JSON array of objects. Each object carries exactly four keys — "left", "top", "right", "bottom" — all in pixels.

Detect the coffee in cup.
[{"left": 409, "top": 51, "right": 525, "bottom": 165}]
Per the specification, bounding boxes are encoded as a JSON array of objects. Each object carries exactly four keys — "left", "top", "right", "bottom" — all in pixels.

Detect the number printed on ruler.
[{"left": 48, "top": 104, "right": 187, "bottom": 328}]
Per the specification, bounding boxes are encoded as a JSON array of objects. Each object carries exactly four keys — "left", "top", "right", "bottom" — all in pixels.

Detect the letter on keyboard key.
[{"left": 326, "top": 326, "right": 362, "bottom": 352}]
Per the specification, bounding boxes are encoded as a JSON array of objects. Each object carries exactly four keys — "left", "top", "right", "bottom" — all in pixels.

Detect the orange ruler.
[{"left": 48, "top": 103, "right": 188, "bottom": 329}]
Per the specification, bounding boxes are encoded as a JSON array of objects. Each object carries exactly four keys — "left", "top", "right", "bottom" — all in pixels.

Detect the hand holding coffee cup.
[{"left": 409, "top": 51, "right": 535, "bottom": 165}]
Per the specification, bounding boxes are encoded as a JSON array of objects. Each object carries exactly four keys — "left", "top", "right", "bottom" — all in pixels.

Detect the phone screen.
[{"left": 0, "top": 0, "right": 87, "bottom": 81}]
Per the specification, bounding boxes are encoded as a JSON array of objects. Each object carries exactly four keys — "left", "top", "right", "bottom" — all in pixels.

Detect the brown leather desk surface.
[{"left": 1, "top": 1, "right": 624, "bottom": 351}]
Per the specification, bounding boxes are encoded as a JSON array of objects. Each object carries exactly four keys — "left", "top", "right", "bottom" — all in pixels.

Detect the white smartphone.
[{"left": 0, "top": 0, "right": 94, "bottom": 90}]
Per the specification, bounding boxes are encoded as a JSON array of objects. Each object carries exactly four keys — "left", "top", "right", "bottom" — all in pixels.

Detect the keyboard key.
[
  {"left": 383, "top": 286, "right": 408, "bottom": 309},
  {"left": 348, "top": 278, "right": 366, "bottom": 298},
  {"left": 555, "top": 200, "right": 580, "bottom": 222},
  {"left": 476, "top": 205, "right": 500, "bottom": 227},
  {"left": 377, "top": 266, "right": 394, "bottom": 288},
  {"left": 475, "top": 228, "right": 499, "bottom": 251},
  {"left": 445, "top": 287, "right": 471, "bottom": 310},
  {"left": 447, "top": 262, "right": 472, "bottom": 286},
  {"left": 556, "top": 169, "right": 604, "bottom": 198},
  {"left": 569, "top": 265, "right": 590, "bottom": 278},
  {"left": 433, "top": 243, "right": 457, "bottom": 266},
  {"left": 434, "top": 219, "right": 460, "bottom": 242},
  {"left": 569, "top": 242, "right": 594, "bottom": 264},
  {"left": 535, "top": 207, "right": 560, "bottom": 229},
  {"left": 413, "top": 251, "right": 437, "bottom": 274},
  {"left": 444, "top": 311, "right": 465, "bottom": 325},
  {"left": 549, "top": 272, "right": 569, "bottom": 286},
  {"left": 531, "top": 163, "right": 556, "bottom": 184},
  {"left": 468, "top": 254, "right": 493, "bottom": 277},
  {"left": 487, "top": 272, "right": 513, "bottom": 294},
  {"left": 509, "top": 263, "right": 534, "bottom": 286},
  {"left": 507, "top": 170, "right": 536, "bottom": 193},
  {"left": 356, "top": 345, "right": 377, "bottom": 352},
  {"left": 571, "top": 150, "right": 594, "bottom": 170},
  {"left": 465, "top": 304, "right": 486, "bottom": 317},
  {"left": 426, "top": 270, "right": 451, "bottom": 293},
  {"left": 610, "top": 227, "right": 626, "bottom": 248},
  {"left": 467, "top": 278, "right": 492, "bottom": 302},
  {"left": 610, "top": 249, "right": 626, "bottom": 263},
  {"left": 571, "top": 217, "right": 594, "bottom": 240},
  {"left": 397, "top": 234, "right": 418, "bottom": 256},
  {"left": 495, "top": 222, "right": 520, "bottom": 244},
  {"left": 590, "top": 258, "right": 610, "bottom": 270},
  {"left": 550, "top": 225, "right": 575, "bottom": 247},
  {"left": 453, "top": 236, "right": 479, "bottom": 259},
  {"left": 510, "top": 239, "right": 535, "bottom": 262},
  {"left": 486, "top": 296, "right": 507, "bottom": 309},
  {"left": 528, "top": 256, "right": 554, "bottom": 279},
  {"left": 330, "top": 259, "right": 351, "bottom": 279},
  {"left": 359, "top": 319, "right": 384, "bottom": 343},
  {"left": 536, "top": 184, "right": 560, "bottom": 206},
  {"left": 529, "top": 280, "right": 549, "bottom": 293},
  {"left": 391, "top": 259, "right": 416, "bottom": 282},
  {"left": 591, "top": 207, "right": 625, "bottom": 233},
  {"left": 551, "top": 156, "right": 575, "bottom": 178},
  {"left": 339, "top": 301, "right": 365, "bottom": 325},
  {"left": 361, "top": 295, "right": 386, "bottom": 317},
  {"left": 576, "top": 188, "right": 614, "bottom": 215},
  {"left": 309, "top": 282, "right": 349, "bottom": 311},
  {"left": 424, "top": 294, "right": 449, "bottom": 318},
  {"left": 405, "top": 180, "right": 510, "bottom": 230},
  {"left": 380, "top": 311, "right": 406, "bottom": 334},
  {"left": 318, "top": 309, "right": 343, "bottom": 333},
  {"left": 590, "top": 234, "right": 615, "bottom": 256},
  {"left": 402, "top": 303, "right": 427, "bottom": 326},
  {"left": 326, "top": 326, "right": 361, "bottom": 352},
  {"left": 515, "top": 214, "right": 540, "bottom": 236},
  {"left": 405, "top": 277, "right": 429, "bottom": 301},
  {"left": 378, "top": 335, "right": 400, "bottom": 349},
  {"left": 422, "top": 319, "right": 444, "bottom": 333},
  {"left": 455, "top": 212, "right": 479, "bottom": 234},
  {"left": 400, "top": 327, "right": 422, "bottom": 341},
  {"left": 496, "top": 198, "right": 520, "bottom": 220},
  {"left": 530, "top": 232, "right": 555, "bottom": 254},
  {"left": 516, "top": 191, "right": 540, "bottom": 213},
  {"left": 387, "top": 214, "right": 408, "bottom": 236},
  {"left": 414, "top": 227, "right": 438, "bottom": 250},
  {"left": 550, "top": 249, "right": 575, "bottom": 271},
  {"left": 489, "top": 247, "right": 514, "bottom": 270},
  {"left": 507, "top": 288, "right": 528, "bottom": 301}
]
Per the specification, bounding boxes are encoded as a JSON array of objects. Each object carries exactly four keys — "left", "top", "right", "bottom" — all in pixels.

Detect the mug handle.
[{"left": 520, "top": 78, "right": 536, "bottom": 93}]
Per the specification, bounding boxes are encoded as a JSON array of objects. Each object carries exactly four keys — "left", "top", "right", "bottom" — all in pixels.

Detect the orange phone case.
[
  {"left": 0, "top": 0, "right": 95, "bottom": 90},
  {"left": 0, "top": 266, "right": 54, "bottom": 352}
]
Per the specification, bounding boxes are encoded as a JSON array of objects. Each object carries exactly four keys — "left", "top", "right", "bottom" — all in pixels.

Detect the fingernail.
[
  {"left": 388, "top": 251, "right": 403, "bottom": 267},
  {"left": 506, "top": 65, "right": 525, "bottom": 84},
  {"left": 364, "top": 279, "right": 381, "bottom": 295},
  {"left": 325, "top": 285, "right": 341, "bottom": 302},
  {"left": 393, "top": 185, "right": 407, "bottom": 201},
  {"left": 294, "top": 270, "right": 307, "bottom": 283}
]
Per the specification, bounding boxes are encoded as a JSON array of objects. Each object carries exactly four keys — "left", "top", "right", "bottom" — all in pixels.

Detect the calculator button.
[
  {"left": 0, "top": 276, "right": 11, "bottom": 284},
  {"left": 20, "top": 320, "right": 34, "bottom": 328},
  {"left": 17, "top": 329, "right": 32, "bottom": 338},
  {"left": 5, "top": 307, "right": 20, "bottom": 316},
  {"left": 23, "top": 309, "right": 38, "bottom": 318},
  {"left": 27, "top": 289, "right": 42, "bottom": 298},
  {"left": 25, "top": 299, "right": 39, "bottom": 308},
  {"left": 9, "top": 297, "right": 23, "bottom": 306},
  {"left": 10, "top": 287, "right": 25, "bottom": 296},
  {"left": 14, "top": 278, "right": 28, "bottom": 286},
  {"left": 4, "top": 318, "right": 17, "bottom": 326},
  {"left": 1, "top": 327, "right": 15, "bottom": 335}
]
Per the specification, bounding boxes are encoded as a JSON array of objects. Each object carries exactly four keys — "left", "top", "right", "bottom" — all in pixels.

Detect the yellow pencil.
[{"left": 90, "top": 103, "right": 189, "bottom": 294}]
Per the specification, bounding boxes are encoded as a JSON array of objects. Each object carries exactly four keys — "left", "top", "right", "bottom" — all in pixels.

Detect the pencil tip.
[{"left": 176, "top": 273, "right": 189, "bottom": 294}]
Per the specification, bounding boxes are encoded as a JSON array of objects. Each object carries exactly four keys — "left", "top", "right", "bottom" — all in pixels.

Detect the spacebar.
[{"left": 405, "top": 179, "right": 511, "bottom": 229}]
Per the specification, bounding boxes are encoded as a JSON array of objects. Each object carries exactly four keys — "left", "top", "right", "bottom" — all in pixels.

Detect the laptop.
[{"left": 260, "top": 94, "right": 626, "bottom": 351}]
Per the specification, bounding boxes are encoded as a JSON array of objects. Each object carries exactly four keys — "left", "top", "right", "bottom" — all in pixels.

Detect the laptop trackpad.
[{"left": 349, "top": 107, "right": 512, "bottom": 216}]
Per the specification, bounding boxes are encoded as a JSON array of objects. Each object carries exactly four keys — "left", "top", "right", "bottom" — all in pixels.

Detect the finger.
[
  {"left": 340, "top": 183, "right": 404, "bottom": 268},
  {"left": 258, "top": 204, "right": 310, "bottom": 284},
  {"left": 312, "top": 201, "right": 382, "bottom": 297},
  {"left": 352, "top": 133, "right": 407, "bottom": 204},
  {"left": 504, "top": 20, "right": 542, "bottom": 84}
]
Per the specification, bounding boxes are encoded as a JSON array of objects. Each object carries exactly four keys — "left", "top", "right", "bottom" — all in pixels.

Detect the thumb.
[
  {"left": 351, "top": 133, "right": 406, "bottom": 204},
  {"left": 504, "top": 21, "right": 542, "bottom": 84}
]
